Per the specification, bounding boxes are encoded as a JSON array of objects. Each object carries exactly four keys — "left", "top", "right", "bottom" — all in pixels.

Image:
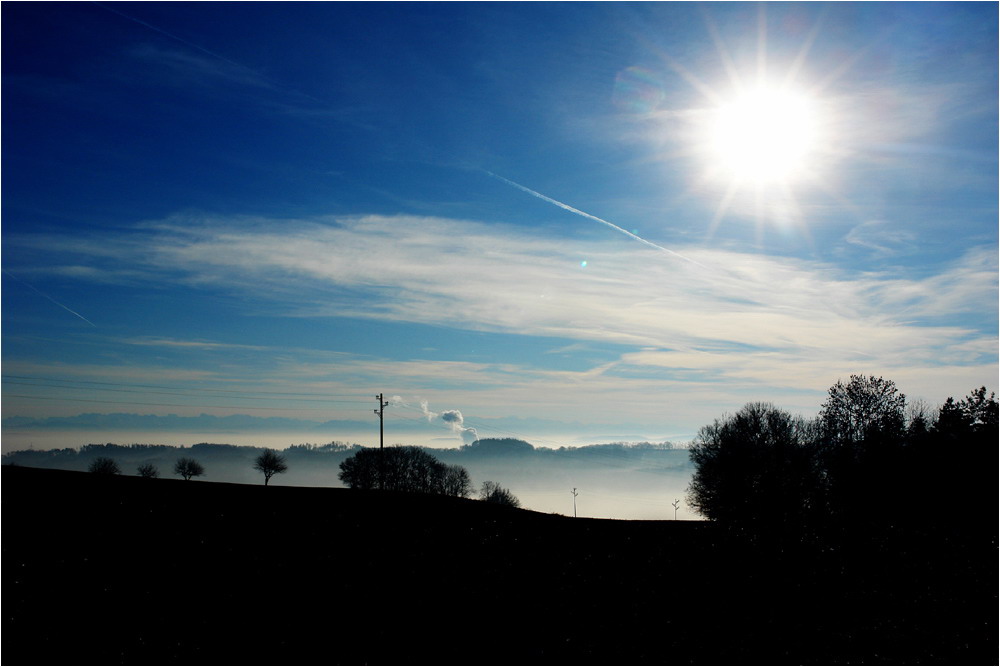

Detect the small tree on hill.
[
  {"left": 174, "top": 457, "right": 205, "bottom": 481},
  {"left": 88, "top": 457, "right": 121, "bottom": 475},
  {"left": 253, "top": 449, "right": 288, "bottom": 486},
  {"left": 137, "top": 463, "right": 159, "bottom": 478},
  {"left": 479, "top": 480, "right": 520, "bottom": 508}
]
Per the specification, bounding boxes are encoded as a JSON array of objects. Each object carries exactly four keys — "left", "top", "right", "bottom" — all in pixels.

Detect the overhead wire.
[
  {"left": 2, "top": 379, "right": 372, "bottom": 404},
  {"left": 2, "top": 375, "right": 371, "bottom": 402},
  {"left": 2, "top": 393, "right": 367, "bottom": 413}
]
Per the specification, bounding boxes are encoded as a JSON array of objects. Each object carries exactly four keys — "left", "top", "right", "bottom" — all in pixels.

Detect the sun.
[{"left": 707, "top": 84, "right": 820, "bottom": 186}]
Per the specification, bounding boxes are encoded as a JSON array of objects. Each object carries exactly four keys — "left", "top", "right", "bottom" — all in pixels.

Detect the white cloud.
[
  {"left": 845, "top": 220, "right": 917, "bottom": 255},
  {"left": 7, "top": 212, "right": 996, "bottom": 425},
  {"left": 121, "top": 337, "right": 269, "bottom": 351}
]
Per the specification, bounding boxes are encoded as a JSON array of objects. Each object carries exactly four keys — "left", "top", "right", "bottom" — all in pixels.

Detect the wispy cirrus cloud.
[
  {"left": 6, "top": 212, "right": 996, "bottom": 407},
  {"left": 845, "top": 219, "right": 917, "bottom": 256},
  {"left": 121, "top": 337, "right": 269, "bottom": 352}
]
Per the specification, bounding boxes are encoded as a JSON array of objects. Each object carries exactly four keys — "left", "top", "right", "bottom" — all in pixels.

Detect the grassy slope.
[{"left": 2, "top": 466, "right": 993, "bottom": 665}]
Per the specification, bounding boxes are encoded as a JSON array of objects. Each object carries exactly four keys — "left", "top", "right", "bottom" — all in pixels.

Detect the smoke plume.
[
  {"left": 418, "top": 400, "right": 478, "bottom": 444},
  {"left": 440, "top": 409, "right": 479, "bottom": 445}
]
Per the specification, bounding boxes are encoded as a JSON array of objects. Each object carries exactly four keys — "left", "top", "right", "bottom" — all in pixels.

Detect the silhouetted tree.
[
  {"left": 338, "top": 446, "right": 472, "bottom": 497},
  {"left": 442, "top": 464, "right": 473, "bottom": 498},
  {"left": 958, "top": 386, "right": 998, "bottom": 431},
  {"left": 815, "top": 375, "right": 908, "bottom": 533},
  {"left": 88, "top": 457, "right": 121, "bottom": 475},
  {"left": 174, "top": 457, "right": 205, "bottom": 481},
  {"left": 136, "top": 463, "right": 159, "bottom": 478},
  {"left": 819, "top": 374, "right": 906, "bottom": 449},
  {"left": 686, "top": 377, "right": 998, "bottom": 556},
  {"left": 253, "top": 449, "right": 288, "bottom": 485},
  {"left": 930, "top": 387, "right": 998, "bottom": 527},
  {"left": 934, "top": 387, "right": 998, "bottom": 439},
  {"left": 687, "top": 402, "right": 818, "bottom": 543},
  {"left": 479, "top": 480, "right": 520, "bottom": 508}
]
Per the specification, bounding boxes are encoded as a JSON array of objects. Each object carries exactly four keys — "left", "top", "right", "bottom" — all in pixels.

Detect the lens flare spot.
[{"left": 612, "top": 66, "right": 666, "bottom": 114}]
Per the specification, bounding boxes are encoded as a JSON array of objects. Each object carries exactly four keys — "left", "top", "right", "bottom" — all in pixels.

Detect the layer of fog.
[{"left": 2, "top": 439, "right": 697, "bottom": 520}]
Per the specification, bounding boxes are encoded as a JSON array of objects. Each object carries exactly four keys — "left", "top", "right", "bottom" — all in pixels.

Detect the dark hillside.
[{"left": 3, "top": 466, "right": 993, "bottom": 665}]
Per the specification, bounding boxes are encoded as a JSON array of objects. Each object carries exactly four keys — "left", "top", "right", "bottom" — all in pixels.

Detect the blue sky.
[{"left": 2, "top": 2, "right": 997, "bottom": 452}]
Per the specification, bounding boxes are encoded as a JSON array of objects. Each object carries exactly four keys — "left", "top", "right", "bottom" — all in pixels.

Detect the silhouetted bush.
[
  {"left": 253, "top": 449, "right": 288, "bottom": 485},
  {"left": 174, "top": 457, "right": 205, "bottom": 481},
  {"left": 479, "top": 480, "right": 520, "bottom": 508},
  {"left": 687, "top": 402, "right": 817, "bottom": 543},
  {"left": 88, "top": 457, "right": 121, "bottom": 475},
  {"left": 136, "top": 463, "right": 159, "bottom": 478},
  {"left": 338, "top": 446, "right": 472, "bottom": 497}
]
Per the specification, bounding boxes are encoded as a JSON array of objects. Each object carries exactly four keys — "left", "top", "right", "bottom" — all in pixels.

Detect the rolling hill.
[{"left": 2, "top": 465, "right": 992, "bottom": 664}]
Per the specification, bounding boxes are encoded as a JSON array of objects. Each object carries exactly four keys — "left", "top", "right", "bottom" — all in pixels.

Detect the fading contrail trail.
[
  {"left": 3, "top": 270, "right": 97, "bottom": 327},
  {"left": 485, "top": 171, "right": 707, "bottom": 268},
  {"left": 93, "top": 2, "right": 249, "bottom": 72},
  {"left": 92, "top": 2, "right": 327, "bottom": 106}
]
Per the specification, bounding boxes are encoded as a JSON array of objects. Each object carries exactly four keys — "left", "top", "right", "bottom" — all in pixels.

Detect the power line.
[
  {"left": 2, "top": 393, "right": 367, "bottom": 413},
  {"left": 1, "top": 379, "right": 371, "bottom": 404},
  {"left": 1, "top": 375, "right": 369, "bottom": 401}
]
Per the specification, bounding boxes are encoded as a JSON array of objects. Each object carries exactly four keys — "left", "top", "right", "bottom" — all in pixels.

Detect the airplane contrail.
[
  {"left": 92, "top": 2, "right": 326, "bottom": 106},
  {"left": 3, "top": 270, "right": 97, "bottom": 327},
  {"left": 485, "top": 171, "right": 708, "bottom": 269},
  {"left": 93, "top": 2, "right": 249, "bottom": 72}
]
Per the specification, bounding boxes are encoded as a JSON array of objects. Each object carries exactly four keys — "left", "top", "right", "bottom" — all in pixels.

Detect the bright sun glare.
[{"left": 708, "top": 85, "right": 820, "bottom": 186}]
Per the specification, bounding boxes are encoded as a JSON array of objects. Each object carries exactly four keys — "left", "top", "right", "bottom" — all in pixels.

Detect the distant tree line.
[{"left": 687, "top": 375, "right": 997, "bottom": 547}]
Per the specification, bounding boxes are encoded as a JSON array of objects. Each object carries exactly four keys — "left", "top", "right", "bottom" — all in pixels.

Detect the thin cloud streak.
[
  {"left": 3, "top": 270, "right": 97, "bottom": 327},
  {"left": 97, "top": 3, "right": 271, "bottom": 89}
]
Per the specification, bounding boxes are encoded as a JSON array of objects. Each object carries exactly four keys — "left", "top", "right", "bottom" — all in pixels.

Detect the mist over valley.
[{"left": 2, "top": 437, "right": 695, "bottom": 520}]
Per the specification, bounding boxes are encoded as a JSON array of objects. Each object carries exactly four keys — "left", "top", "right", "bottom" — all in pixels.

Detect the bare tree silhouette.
[
  {"left": 174, "top": 457, "right": 205, "bottom": 481},
  {"left": 88, "top": 457, "right": 120, "bottom": 475},
  {"left": 442, "top": 464, "right": 473, "bottom": 498},
  {"left": 136, "top": 463, "right": 159, "bottom": 478},
  {"left": 253, "top": 449, "right": 288, "bottom": 485},
  {"left": 479, "top": 480, "right": 520, "bottom": 508}
]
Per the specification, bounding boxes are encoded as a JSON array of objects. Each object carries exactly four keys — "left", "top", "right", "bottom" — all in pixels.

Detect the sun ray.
[
  {"left": 706, "top": 179, "right": 741, "bottom": 242},
  {"left": 756, "top": 3, "right": 768, "bottom": 88},
  {"left": 700, "top": 7, "right": 742, "bottom": 92},
  {"left": 783, "top": 11, "right": 826, "bottom": 89}
]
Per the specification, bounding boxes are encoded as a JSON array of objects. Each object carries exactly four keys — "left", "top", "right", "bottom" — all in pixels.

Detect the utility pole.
[
  {"left": 672, "top": 498, "right": 680, "bottom": 520},
  {"left": 571, "top": 487, "right": 579, "bottom": 518},
  {"left": 374, "top": 393, "right": 389, "bottom": 490}
]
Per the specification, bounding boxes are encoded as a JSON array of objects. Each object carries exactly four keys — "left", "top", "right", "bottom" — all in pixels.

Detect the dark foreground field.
[{"left": 3, "top": 466, "right": 994, "bottom": 665}]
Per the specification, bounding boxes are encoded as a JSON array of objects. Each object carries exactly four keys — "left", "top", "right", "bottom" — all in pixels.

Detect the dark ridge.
[{"left": 3, "top": 466, "right": 992, "bottom": 665}]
